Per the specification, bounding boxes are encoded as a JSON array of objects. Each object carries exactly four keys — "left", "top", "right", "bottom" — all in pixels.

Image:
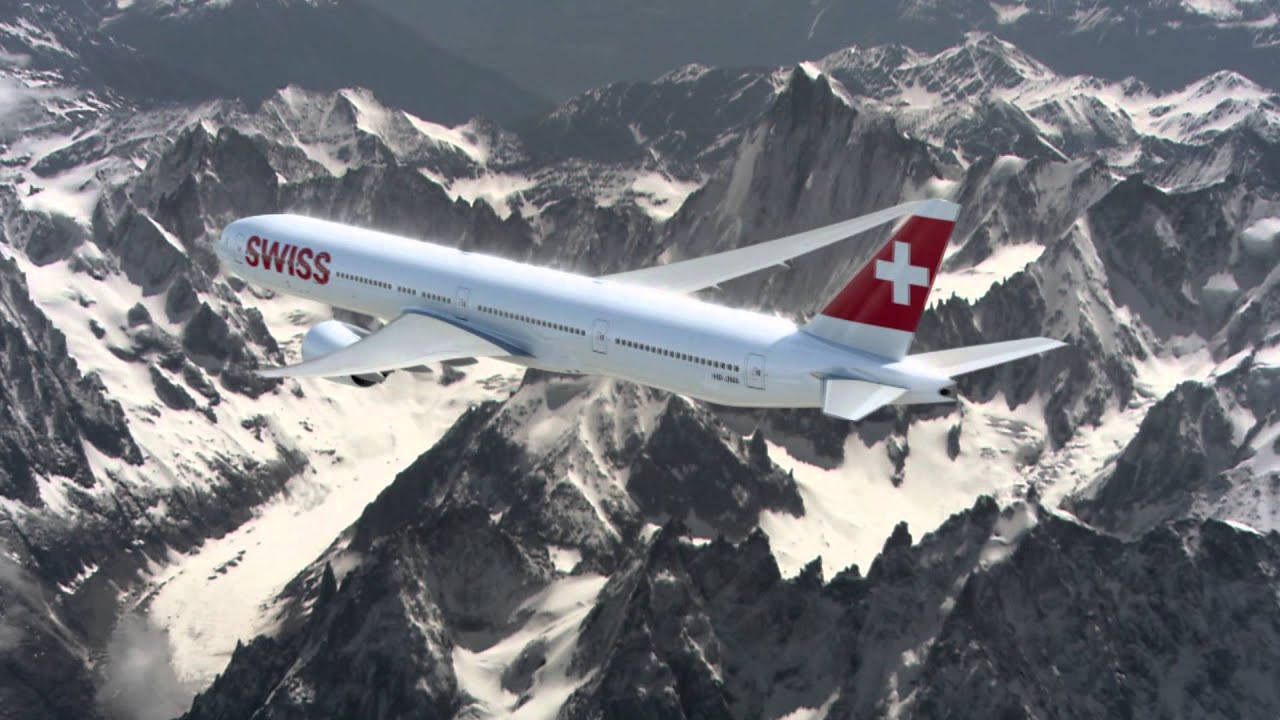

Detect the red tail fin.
[{"left": 803, "top": 199, "right": 958, "bottom": 358}]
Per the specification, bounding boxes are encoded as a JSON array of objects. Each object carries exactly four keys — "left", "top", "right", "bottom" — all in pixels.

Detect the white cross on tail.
[{"left": 874, "top": 241, "right": 929, "bottom": 305}]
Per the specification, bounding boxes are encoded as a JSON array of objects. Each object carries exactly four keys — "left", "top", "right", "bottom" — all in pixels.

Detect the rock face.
[
  {"left": 351, "top": 373, "right": 804, "bottom": 569},
  {"left": 909, "top": 515, "right": 1280, "bottom": 720},
  {"left": 182, "top": 374, "right": 804, "bottom": 718},
  {"left": 1076, "top": 357, "right": 1280, "bottom": 538},
  {"left": 187, "top": 526, "right": 469, "bottom": 720},
  {"left": 0, "top": 555, "right": 106, "bottom": 720},
  {"left": 188, "top": 492, "right": 1280, "bottom": 720},
  {"left": 0, "top": 252, "right": 141, "bottom": 503}
]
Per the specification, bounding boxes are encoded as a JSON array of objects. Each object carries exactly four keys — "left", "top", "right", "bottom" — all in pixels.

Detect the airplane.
[{"left": 215, "top": 199, "right": 1063, "bottom": 422}]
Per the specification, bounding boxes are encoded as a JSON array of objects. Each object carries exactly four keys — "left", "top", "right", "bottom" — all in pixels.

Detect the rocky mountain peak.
[{"left": 347, "top": 373, "right": 804, "bottom": 575}]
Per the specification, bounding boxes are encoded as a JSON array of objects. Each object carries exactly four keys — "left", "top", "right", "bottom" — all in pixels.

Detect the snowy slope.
[
  {"left": 815, "top": 33, "right": 1280, "bottom": 166},
  {"left": 139, "top": 361, "right": 522, "bottom": 686},
  {"left": 2, "top": 227, "right": 526, "bottom": 684}
]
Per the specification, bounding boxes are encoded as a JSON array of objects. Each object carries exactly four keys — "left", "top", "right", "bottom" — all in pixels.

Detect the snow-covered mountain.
[
  {"left": 364, "top": 0, "right": 1280, "bottom": 99},
  {"left": 1, "top": 10, "right": 1278, "bottom": 719},
  {"left": 103, "top": 0, "right": 547, "bottom": 125},
  {"left": 0, "top": 0, "right": 545, "bottom": 126}
]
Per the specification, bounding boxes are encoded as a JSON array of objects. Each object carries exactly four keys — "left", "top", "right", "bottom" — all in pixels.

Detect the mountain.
[
  {"left": 185, "top": 484, "right": 1280, "bottom": 719},
  {"left": 179, "top": 372, "right": 806, "bottom": 718},
  {"left": 362, "top": 0, "right": 1280, "bottom": 99},
  {"left": 0, "top": 0, "right": 545, "bottom": 126},
  {"left": 0, "top": 11, "right": 1278, "bottom": 719}
]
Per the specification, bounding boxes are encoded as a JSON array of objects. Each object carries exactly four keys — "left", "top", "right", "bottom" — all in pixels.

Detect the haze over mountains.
[
  {"left": 367, "top": 0, "right": 1280, "bottom": 99},
  {"left": 1, "top": 1, "right": 1279, "bottom": 718}
]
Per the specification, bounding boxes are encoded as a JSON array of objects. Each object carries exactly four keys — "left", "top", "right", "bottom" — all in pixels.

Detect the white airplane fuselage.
[{"left": 218, "top": 215, "right": 955, "bottom": 408}]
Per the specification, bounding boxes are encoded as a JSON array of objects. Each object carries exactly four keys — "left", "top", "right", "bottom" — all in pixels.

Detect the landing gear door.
[
  {"left": 745, "top": 353, "right": 766, "bottom": 389},
  {"left": 592, "top": 319, "right": 609, "bottom": 354}
]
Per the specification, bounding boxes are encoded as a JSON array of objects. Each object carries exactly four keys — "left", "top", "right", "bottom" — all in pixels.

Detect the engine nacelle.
[{"left": 301, "top": 320, "right": 388, "bottom": 387}]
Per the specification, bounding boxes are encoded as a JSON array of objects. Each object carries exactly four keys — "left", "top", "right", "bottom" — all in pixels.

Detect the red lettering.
[
  {"left": 248, "top": 236, "right": 328, "bottom": 284},
  {"left": 245, "top": 235, "right": 260, "bottom": 267},
  {"left": 261, "top": 240, "right": 289, "bottom": 272},
  {"left": 295, "top": 247, "right": 313, "bottom": 280},
  {"left": 313, "top": 251, "right": 331, "bottom": 285}
]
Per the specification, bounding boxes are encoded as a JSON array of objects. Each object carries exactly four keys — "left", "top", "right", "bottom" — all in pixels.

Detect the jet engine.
[{"left": 301, "top": 320, "right": 387, "bottom": 387}]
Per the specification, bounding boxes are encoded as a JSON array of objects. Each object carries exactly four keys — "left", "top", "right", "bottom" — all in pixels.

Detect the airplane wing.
[
  {"left": 257, "top": 310, "right": 526, "bottom": 379},
  {"left": 603, "top": 199, "right": 945, "bottom": 294}
]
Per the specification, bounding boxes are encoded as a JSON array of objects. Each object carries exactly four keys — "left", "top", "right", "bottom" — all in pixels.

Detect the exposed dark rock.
[
  {"left": 125, "top": 302, "right": 151, "bottom": 327},
  {"left": 181, "top": 301, "right": 281, "bottom": 398},
  {"left": 182, "top": 511, "right": 493, "bottom": 720},
  {"left": 129, "top": 325, "right": 179, "bottom": 358},
  {"left": 0, "top": 255, "right": 142, "bottom": 502},
  {"left": 180, "top": 636, "right": 296, "bottom": 720},
  {"left": 886, "top": 435, "right": 908, "bottom": 486},
  {"left": 1075, "top": 379, "right": 1242, "bottom": 537},
  {"left": 501, "top": 638, "right": 548, "bottom": 695},
  {"left": 164, "top": 275, "right": 199, "bottom": 323},
  {"left": 627, "top": 396, "right": 804, "bottom": 537},
  {"left": 911, "top": 517, "right": 1280, "bottom": 720},
  {"left": 20, "top": 211, "right": 88, "bottom": 266},
  {"left": 747, "top": 428, "right": 770, "bottom": 470},
  {"left": 149, "top": 366, "right": 196, "bottom": 411},
  {"left": 0, "top": 557, "right": 105, "bottom": 720},
  {"left": 95, "top": 208, "right": 189, "bottom": 296},
  {"left": 438, "top": 363, "right": 464, "bottom": 386},
  {"left": 71, "top": 373, "right": 143, "bottom": 467},
  {"left": 946, "top": 422, "right": 962, "bottom": 460},
  {"left": 181, "top": 363, "right": 221, "bottom": 404},
  {"left": 180, "top": 303, "right": 232, "bottom": 372}
]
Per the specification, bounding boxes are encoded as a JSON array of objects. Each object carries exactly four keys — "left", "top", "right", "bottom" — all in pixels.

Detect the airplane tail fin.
[{"left": 802, "top": 198, "right": 958, "bottom": 359}]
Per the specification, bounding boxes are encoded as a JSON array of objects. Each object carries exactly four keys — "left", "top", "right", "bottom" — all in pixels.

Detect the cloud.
[
  {"left": 0, "top": 54, "right": 62, "bottom": 134},
  {"left": 0, "top": 51, "right": 30, "bottom": 69},
  {"left": 0, "top": 554, "right": 49, "bottom": 661},
  {"left": 0, "top": 74, "right": 44, "bottom": 132},
  {"left": 97, "top": 614, "right": 197, "bottom": 720}
]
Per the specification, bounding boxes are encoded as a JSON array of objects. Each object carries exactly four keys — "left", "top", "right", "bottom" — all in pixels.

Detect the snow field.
[
  {"left": 3, "top": 239, "right": 526, "bottom": 685},
  {"left": 452, "top": 574, "right": 608, "bottom": 719}
]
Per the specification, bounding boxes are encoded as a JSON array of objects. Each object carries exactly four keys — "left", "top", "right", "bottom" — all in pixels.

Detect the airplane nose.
[{"left": 218, "top": 219, "right": 248, "bottom": 268}]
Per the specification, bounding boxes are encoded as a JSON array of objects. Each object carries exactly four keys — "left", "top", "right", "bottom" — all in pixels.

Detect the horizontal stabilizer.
[
  {"left": 603, "top": 199, "right": 942, "bottom": 294},
  {"left": 258, "top": 310, "right": 523, "bottom": 379},
  {"left": 906, "top": 337, "right": 1065, "bottom": 377},
  {"left": 821, "top": 378, "right": 908, "bottom": 422}
]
